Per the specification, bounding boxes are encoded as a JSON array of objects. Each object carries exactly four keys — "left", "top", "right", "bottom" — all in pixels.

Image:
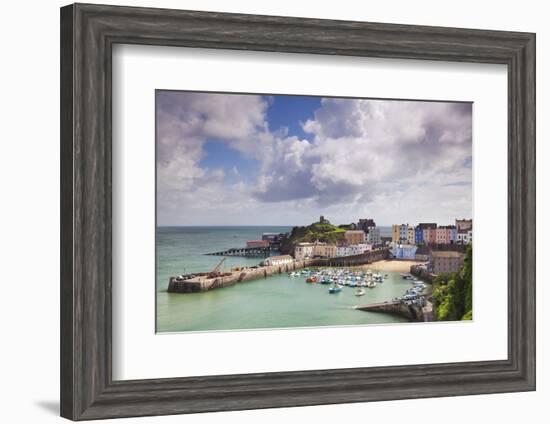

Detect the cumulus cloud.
[
  {"left": 253, "top": 98, "right": 472, "bottom": 208},
  {"left": 156, "top": 91, "right": 271, "bottom": 224},
  {"left": 156, "top": 91, "right": 472, "bottom": 226}
]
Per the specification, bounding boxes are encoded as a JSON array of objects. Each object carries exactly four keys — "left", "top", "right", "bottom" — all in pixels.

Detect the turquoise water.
[{"left": 156, "top": 226, "right": 410, "bottom": 333}]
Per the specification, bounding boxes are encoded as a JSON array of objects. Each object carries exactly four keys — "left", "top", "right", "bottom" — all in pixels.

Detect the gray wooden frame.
[{"left": 60, "top": 3, "right": 536, "bottom": 421}]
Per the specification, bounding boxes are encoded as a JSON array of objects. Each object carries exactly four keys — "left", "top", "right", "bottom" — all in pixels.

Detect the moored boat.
[{"left": 329, "top": 284, "right": 343, "bottom": 294}]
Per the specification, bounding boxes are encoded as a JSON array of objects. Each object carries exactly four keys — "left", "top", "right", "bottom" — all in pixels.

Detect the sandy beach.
[{"left": 358, "top": 260, "right": 425, "bottom": 273}]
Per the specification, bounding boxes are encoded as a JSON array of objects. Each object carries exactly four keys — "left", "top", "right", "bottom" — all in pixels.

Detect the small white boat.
[
  {"left": 355, "top": 288, "right": 366, "bottom": 296},
  {"left": 367, "top": 281, "right": 377, "bottom": 288},
  {"left": 329, "top": 284, "right": 343, "bottom": 294}
]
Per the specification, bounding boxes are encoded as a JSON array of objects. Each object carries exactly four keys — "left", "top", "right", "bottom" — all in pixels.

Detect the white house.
[
  {"left": 294, "top": 242, "right": 314, "bottom": 260},
  {"left": 263, "top": 255, "right": 294, "bottom": 266},
  {"left": 336, "top": 243, "right": 372, "bottom": 257},
  {"left": 366, "top": 227, "right": 381, "bottom": 244},
  {"left": 336, "top": 246, "right": 352, "bottom": 257},
  {"left": 457, "top": 230, "right": 473, "bottom": 245}
]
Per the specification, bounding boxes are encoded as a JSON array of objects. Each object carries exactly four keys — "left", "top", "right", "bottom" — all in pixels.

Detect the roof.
[
  {"left": 266, "top": 255, "right": 293, "bottom": 261},
  {"left": 297, "top": 241, "right": 327, "bottom": 246},
  {"left": 417, "top": 223, "right": 437, "bottom": 229},
  {"left": 432, "top": 251, "right": 465, "bottom": 258}
]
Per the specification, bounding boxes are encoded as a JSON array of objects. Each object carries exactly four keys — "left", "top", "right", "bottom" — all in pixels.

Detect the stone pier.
[
  {"left": 167, "top": 259, "right": 315, "bottom": 293},
  {"left": 167, "top": 248, "right": 390, "bottom": 294},
  {"left": 355, "top": 295, "right": 433, "bottom": 322}
]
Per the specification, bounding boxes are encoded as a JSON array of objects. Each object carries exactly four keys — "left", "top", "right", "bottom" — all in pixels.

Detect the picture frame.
[{"left": 60, "top": 3, "right": 535, "bottom": 421}]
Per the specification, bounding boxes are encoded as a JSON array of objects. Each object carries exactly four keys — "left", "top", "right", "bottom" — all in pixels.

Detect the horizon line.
[{"left": 156, "top": 224, "right": 406, "bottom": 228}]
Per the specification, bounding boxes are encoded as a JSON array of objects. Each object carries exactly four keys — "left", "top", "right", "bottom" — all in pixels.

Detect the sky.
[{"left": 156, "top": 90, "right": 472, "bottom": 227}]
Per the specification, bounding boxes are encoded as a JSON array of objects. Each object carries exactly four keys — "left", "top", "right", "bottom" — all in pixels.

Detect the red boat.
[{"left": 306, "top": 276, "right": 317, "bottom": 283}]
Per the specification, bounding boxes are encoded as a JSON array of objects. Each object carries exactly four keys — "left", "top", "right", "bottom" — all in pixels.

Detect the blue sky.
[
  {"left": 265, "top": 95, "right": 321, "bottom": 140},
  {"left": 199, "top": 95, "right": 320, "bottom": 185},
  {"left": 199, "top": 140, "right": 260, "bottom": 185},
  {"left": 156, "top": 91, "right": 472, "bottom": 226}
]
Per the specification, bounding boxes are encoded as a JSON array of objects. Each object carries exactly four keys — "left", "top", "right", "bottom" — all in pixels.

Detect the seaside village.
[
  {"left": 255, "top": 216, "right": 472, "bottom": 276},
  {"left": 169, "top": 217, "right": 472, "bottom": 320}
]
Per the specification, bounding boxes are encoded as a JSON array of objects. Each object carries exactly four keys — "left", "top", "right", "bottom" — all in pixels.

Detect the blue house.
[
  {"left": 390, "top": 244, "right": 418, "bottom": 260},
  {"left": 415, "top": 223, "right": 437, "bottom": 244},
  {"left": 415, "top": 226, "right": 423, "bottom": 244}
]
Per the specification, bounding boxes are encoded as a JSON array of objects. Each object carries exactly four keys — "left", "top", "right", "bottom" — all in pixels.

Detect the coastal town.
[
  {"left": 167, "top": 216, "right": 472, "bottom": 323},
  {"left": 156, "top": 93, "right": 474, "bottom": 331},
  {"left": 208, "top": 215, "right": 472, "bottom": 276}
]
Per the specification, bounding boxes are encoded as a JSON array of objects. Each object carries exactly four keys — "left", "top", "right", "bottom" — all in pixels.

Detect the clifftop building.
[
  {"left": 457, "top": 229, "right": 473, "bottom": 245},
  {"left": 357, "top": 218, "right": 376, "bottom": 231},
  {"left": 344, "top": 230, "right": 366, "bottom": 245},
  {"left": 431, "top": 251, "right": 465, "bottom": 274},
  {"left": 294, "top": 241, "right": 336, "bottom": 260},
  {"left": 456, "top": 219, "right": 473, "bottom": 232},
  {"left": 366, "top": 227, "right": 381, "bottom": 245},
  {"left": 356, "top": 218, "right": 380, "bottom": 245}
]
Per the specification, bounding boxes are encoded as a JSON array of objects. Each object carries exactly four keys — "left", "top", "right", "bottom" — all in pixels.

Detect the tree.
[{"left": 432, "top": 245, "right": 472, "bottom": 321}]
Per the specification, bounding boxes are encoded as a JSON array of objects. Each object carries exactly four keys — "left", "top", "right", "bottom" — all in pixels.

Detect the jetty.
[
  {"left": 205, "top": 246, "right": 272, "bottom": 257},
  {"left": 355, "top": 295, "right": 433, "bottom": 322},
  {"left": 168, "top": 259, "right": 314, "bottom": 293}
]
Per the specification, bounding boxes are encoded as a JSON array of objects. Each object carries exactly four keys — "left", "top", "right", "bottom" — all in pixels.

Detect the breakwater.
[
  {"left": 167, "top": 258, "right": 315, "bottom": 293},
  {"left": 356, "top": 295, "right": 433, "bottom": 322},
  {"left": 168, "top": 248, "right": 390, "bottom": 293}
]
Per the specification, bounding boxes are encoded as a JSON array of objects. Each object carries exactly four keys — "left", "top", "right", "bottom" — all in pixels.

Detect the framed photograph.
[{"left": 60, "top": 3, "right": 535, "bottom": 420}]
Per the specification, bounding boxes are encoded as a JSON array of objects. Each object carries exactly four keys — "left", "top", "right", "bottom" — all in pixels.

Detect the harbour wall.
[
  {"left": 310, "top": 248, "right": 390, "bottom": 267},
  {"left": 356, "top": 295, "right": 433, "bottom": 322},
  {"left": 167, "top": 258, "right": 316, "bottom": 293},
  {"left": 410, "top": 264, "right": 435, "bottom": 282},
  {"left": 167, "top": 248, "right": 390, "bottom": 293}
]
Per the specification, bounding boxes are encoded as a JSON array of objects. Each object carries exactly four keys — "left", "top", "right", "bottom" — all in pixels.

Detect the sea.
[{"left": 156, "top": 226, "right": 410, "bottom": 333}]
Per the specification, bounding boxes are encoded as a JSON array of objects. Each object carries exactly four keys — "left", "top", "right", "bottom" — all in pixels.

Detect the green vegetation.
[
  {"left": 280, "top": 221, "right": 346, "bottom": 254},
  {"left": 431, "top": 244, "right": 473, "bottom": 321}
]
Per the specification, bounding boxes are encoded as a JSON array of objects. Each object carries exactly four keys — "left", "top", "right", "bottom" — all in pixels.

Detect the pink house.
[
  {"left": 436, "top": 227, "right": 449, "bottom": 244},
  {"left": 423, "top": 228, "right": 437, "bottom": 245}
]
